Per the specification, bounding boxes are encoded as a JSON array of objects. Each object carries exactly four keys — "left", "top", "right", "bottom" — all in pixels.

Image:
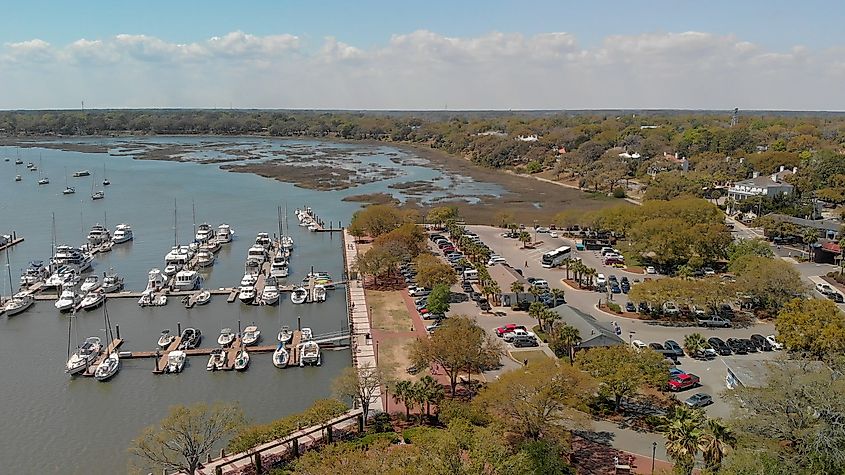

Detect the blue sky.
[{"left": 0, "top": 1, "right": 843, "bottom": 109}]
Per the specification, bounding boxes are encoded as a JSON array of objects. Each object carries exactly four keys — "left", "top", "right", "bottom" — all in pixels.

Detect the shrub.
[
  {"left": 370, "top": 412, "right": 393, "bottom": 433},
  {"left": 606, "top": 302, "right": 622, "bottom": 314},
  {"left": 437, "top": 399, "right": 491, "bottom": 427},
  {"left": 532, "top": 325, "right": 550, "bottom": 343},
  {"left": 525, "top": 161, "right": 544, "bottom": 174},
  {"left": 402, "top": 425, "right": 441, "bottom": 444},
  {"left": 612, "top": 187, "right": 626, "bottom": 198},
  {"left": 347, "top": 431, "right": 400, "bottom": 449}
]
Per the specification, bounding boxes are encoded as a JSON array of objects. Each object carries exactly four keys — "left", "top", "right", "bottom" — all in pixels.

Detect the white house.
[{"left": 727, "top": 166, "right": 796, "bottom": 202}]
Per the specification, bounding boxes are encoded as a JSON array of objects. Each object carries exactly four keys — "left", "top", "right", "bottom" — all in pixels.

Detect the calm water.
[{"left": 0, "top": 137, "right": 500, "bottom": 474}]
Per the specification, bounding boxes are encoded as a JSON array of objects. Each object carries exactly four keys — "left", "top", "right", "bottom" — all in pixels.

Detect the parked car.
[
  {"left": 663, "top": 301, "right": 680, "bottom": 315},
  {"left": 669, "top": 367, "right": 687, "bottom": 377},
  {"left": 816, "top": 283, "right": 834, "bottom": 295},
  {"left": 596, "top": 273, "right": 607, "bottom": 286},
  {"left": 610, "top": 284, "right": 621, "bottom": 294},
  {"left": 718, "top": 304, "right": 736, "bottom": 319},
  {"left": 697, "top": 315, "right": 732, "bottom": 328},
  {"left": 631, "top": 339, "right": 648, "bottom": 350},
  {"left": 648, "top": 342, "right": 665, "bottom": 351},
  {"left": 829, "top": 292, "right": 845, "bottom": 303},
  {"left": 478, "top": 300, "right": 492, "bottom": 311},
  {"left": 504, "top": 328, "right": 536, "bottom": 342},
  {"left": 495, "top": 324, "right": 526, "bottom": 337},
  {"left": 487, "top": 256, "right": 507, "bottom": 266},
  {"left": 750, "top": 334, "right": 773, "bottom": 351},
  {"left": 766, "top": 335, "right": 784, "bottom": 350},
  {"left": 625, "top": 301, "right": 636, "bottom": 312},
  {"left": 513, "top": 336, "right": 539, "bottom": 347},
  {"left": 645, "top": 266, "right": 656, "bottom": 274},
  {"left": 620, "top": 281, "right": 630, "bottom": 293},
  {"left": 740, "top": 338, "right": 758, "bottom": 353},
  {"left": 684, "top": 393, "right": 713, "bottom": 408},
  {"left": 408, "top": 286, "right": 431, "bottom": 297},
  {"left": 726, "top": 338, "right": 748, "bottom": 355},
  {"left": 703, "top": 267, "right": 716, "bottom": 276},
  {"left": 664, "top": 340, "right": 685, "bottom": 357},
  {"left": 707, "top": 337, "right": 732, "bottom": 356},
  {"left": 668, "top": 373, "right": 701, "bottom": 392}
]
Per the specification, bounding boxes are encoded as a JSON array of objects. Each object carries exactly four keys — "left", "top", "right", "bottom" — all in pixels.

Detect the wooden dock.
[
  {"left": 82, "top": 338, "right": 124, "bottom": 377},
  {"left": 0, "top": 235, "right": 24, "bottom": 252},
  {"left": 288, "top": 330, "right": 302, "bottom": 366},
  {"left": 33, "top": 288, "right": 234, "bottom": 301},
  {"left": 151, "top": 336, "right": 183, "bottom": 374}
]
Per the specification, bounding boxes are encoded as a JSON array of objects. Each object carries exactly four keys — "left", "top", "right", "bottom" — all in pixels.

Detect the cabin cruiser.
[
  {"left": 242, "top": 325, "right": 261, "bottom": 346},
  {"left": 196, "top": 249, "right": 215, "bottom": 268},
  {"left": 299, "top": 341, "right": 321, "bottom": 366},
  {"left": 72, "top": 170, "right": 90, "bottom": 177},
  {"left": 80, "top": 275, "right": 100, "bottom": 293},
  {"left": 246, "top": 244, "right": 267, "bottom": 265},
  {"left": 174, "top": 270, "right": 201, "bottom": 291},
  {"left": 91, "top": 190, "right": 104, "bottom": 200},
  {"left": 55, "top": 289, "right": 81, "bottom": 312},
  {"left": 261, "top": 277, "right": 280, "bottom": 305},
  {"left": 138, "top": 290, "right": 167, "bottom": 307},
  {"left": 166, "top": 350, "right": 186, "bottom": 373},
  {"left": 145, "top": 268, "right": 167, "bottom": 293},
  {"left": 311, "top": 284, "right": 327, "bottom": 303},
  {"left": 280, "top": 235, "right": 294, "bottom": 250},
  {"left": 101, "top": 271, "right": 124, "bottom": 293},
  {"left": 94, "top": 352, "right": 120, "bottom": 382},
  {"left": 244, "top": 259, "right": 261, "bottom": 276},
  {"left": 201, "top": 238, "right": 220, "bottom": 254},
  {"left": 272, "top": 344, "right": 289, "bottom": 368},
  {"left": 164, "top": 246, "right": 192, "bottom": 275},
  {"left": 44, "top": 266, "right": 80, "bottom": 288},
  {"left": 157, "top": 330, "right": 176, "bottom": 349},
  {"left": 255, "top": 232, "right": 272, "bottom": 250},
  {"left": 63, "top": 186, "right": 75, "bottom": 195},
  {"left": 52, "top": 246, "right": 93, "bottom": 272},
  {"left": 216, "top": 224, "right": 233, "bottom": 244},
  {"left": 195, "top": 223, "right": 215, "bottom": 243},
  {"left": 206, "top": 349, "right": 226, "bottom": 371},
  {"left": 194, "top": 289, "right": 211, "bottom": 306},
  {"left": 112, "top": 224, "right": 133, "bottom": 244},
  {"left": 80, "top": 290, "right": 105, "bottom": 311},
  {"left": 66, "top": 336, "right": 102, "bottom": 375},
  {"left": 301, "top": 327, "right": 313, "bottom": 341},
  {"left": 19, "top": 260, "right": 49, "bottom": 287},
  {"left": 38, "top": 177, "right": 50, "bottom": 185},
  {"left": 269, "top": 253, "right": 289, "bottom": 278},
  {"left": 87, "top": 224, "right": 111, "bottom": 246},
  {"left": 277, "top": 326, "right": 293, "bottom": 344},
  {"left": 290, "top": 287, "right": 308, "bottom": 304},
  {"left": 3, "top": 293, "right": 34, "bottom": 316},
  {"left": 178, "top": 328, "right": 202, "bottom": 350},
  {"left": 238, "top": 285, "right": 256, "bottom": 304},
  {"left": 234, "top": 349, "right": 250, "bottom": 371},
  {"left": 217, "top": 328, "right": 236, "bottom": 347}
]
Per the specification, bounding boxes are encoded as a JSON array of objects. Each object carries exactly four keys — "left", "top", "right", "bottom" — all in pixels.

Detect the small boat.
[
  {"left": 311, "top": 284, "right": 327, "bottom": 303},
  {"left": 206, "top": 348, "right": 226, "bottom": 371},
  {"left": 194, "top": 289, "right": 211, "bottom": 306},
  {"left": 174, "top": 270, "right": 201, "bottom": 291},
  {"left": 157, "top": 330, "right": 176, "bottom": 349},
  {"left": 55, "top": 289, "right": 81, "bottom": 312},
  {"left": 242, "top": 325, "right": 261, "bottom": 346},
  {"left": 138, "top": 290, "right": 167, "bottom": 307},
  {"left": 15, "top": 158, "right": 22, "bottom": 165},
  {"left": 280, "top": 235, "right": 294, "bottom": 250},
  {"left": 290, "top": 287, "right": 307, "bottom": 304},
  {"left": 80, "top": 290, "right": 105, "bottom": 311},
  {"left": 217, "top": 328, "right": 235, "bottom": 347},
  {"left": 216, "top": 224, "right": 233, "bottom": 244},
  {"left": 301, "top": 327, "right": 313, "bottom": 341},
  {"left": 272, "top": 344, "right": 289, "bottom": 368},
  {"left": 196, "top": 249, "right": 215, "bottom": 268},
  {"left": 72, "top": 170, "right": 90, "bottom": 177},
  {"left": 101, "top": 271, "right": 124, "bottom": 293},
  {"left": 66, "top": 336, "right": 102, "bottom": 375},
  {"left": 269, "top": 253, "right": 289, "bottom": 278},
  {"left": 166, "top": 350, "right": 186, "bottom": 373},
  {"left": 178, "top": 327, "right": 202, "bottom": 350},
  {"left": 3, "top": 293, "right": 34, "bottom": 317},
  {"left": 38, "top": 177, "right": 49, "bottom": 185},
  {"left": 63, "top": 186, "right": 75, "bottom": 195},
  {"left": 299, "top": 340, "right": 321, "bottom": 366},
  {"left": 112, "top": 224, "right": 133, "bottom": 244},
  {"left": 91, "top": 190, "right": 104, "bottom": 200},
  {"left": 19, "top": 260, "right": 49, "bottom": 287},
  {"left": 80, "top": 275, "right": 100, "bottom": 292},
  {"left": 261, "top": 277, "right": 280, "bottom": 305},
  {"left": 14, "top": 175, "right": 21, "bottom": 181},
  {"left": 195, "top": 223, "right": 215, "bottom": 243},
  {"left": 277, "top": 326, "right": 293, "bottom": 344},
  {"left": 234, "top": 349, "right": 250, "bottom": 371},
  {"left": 26, "top": 162, "right": 34, "bottom": 170},
  {"left": 94, "top": 352, "right": 120, "bottom": 381},
  {"left": 238, "top": 285, "right": 256, "bottom": 304},
  {"left": 164, "top": 263, "right": 180, "bottom": 276},
  {"left": 146, "top": 268, "right": 167, "bottom": 292}
]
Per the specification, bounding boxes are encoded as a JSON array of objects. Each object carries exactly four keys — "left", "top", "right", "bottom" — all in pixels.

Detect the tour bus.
[{"left": 541, "top": 246, "right": 572, "bottom": 268}]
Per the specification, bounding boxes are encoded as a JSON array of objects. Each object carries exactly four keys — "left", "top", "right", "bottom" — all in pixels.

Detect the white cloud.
[{"left": 0, "top": 30, "right": 842, "bottom": 110}]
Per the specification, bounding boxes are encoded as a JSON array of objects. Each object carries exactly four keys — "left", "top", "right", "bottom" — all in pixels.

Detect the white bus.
[{"left": 541, "top": 246, "right": 572, "bottom": 268}]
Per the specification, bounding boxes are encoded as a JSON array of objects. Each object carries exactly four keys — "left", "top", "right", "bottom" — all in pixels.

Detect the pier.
[{"left": 0, "top": 232, "right": 24, "bottom": 252}]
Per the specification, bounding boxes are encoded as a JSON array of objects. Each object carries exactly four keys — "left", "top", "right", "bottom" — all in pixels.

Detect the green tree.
[
  {"left": 660, "top": 405, "right": 705, "bottom": 475},
  {"left": 415, "top": 375, "right": 444, "bottom": 418},
  {"left": 683, "top": 333, "right": 709, "bottom": 357},
  {"left": 578, "top": 345, "right": 668, "bottom": 410},
  {"left": 529, "top": 301, "right": 547, "bottom": 330},
  {"left": 426, "top": 206, "right": 459, "bottom": 227},
  {"left": 392, "top": 380, "right": 415, "bottom": 419},
  {"left": 518, "top": 231, "right": 532, "bottom": 248},
  {"left": 129, "top": 402, "right": 245, "bottom": 475},
  {"left": 414, "top": 254, "right": 458, "bottom": 289},
  {"left": 550, "top": 288, "right": 566, "bottom": 307},
  {"left": 349, "top": 204, "right": 410, "bottom": 238},
  {"left": 550, "top": 324, "right": 581, "bottom": 364},
  {"left": 426, "top": 283, "right": 451, "bottom": 315},
  {"left": 511, "top": 281, "right": 525, "bottom": 306},
  {"left": 700, "top": 418, "right": 737, "bottom": 473},
  {"left": 775, "top": 298, "right": 845, "bottom": 358},
  {"left": 733, "top": 256, "right": 804, "bottom": 314},
  {"left": 727, "top": 238, "right": 774, "bottom": 263},
  {"left": 332, "top": 362, "right": 384, "bottom": 426}
]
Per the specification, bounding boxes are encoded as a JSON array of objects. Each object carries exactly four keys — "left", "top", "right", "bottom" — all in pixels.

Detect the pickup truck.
[
  {"left": 697, "top": 315, "right": 732, "bottom": 328},
  {"left": 504, "top": 329, "right": 537, "bottom": 342}
]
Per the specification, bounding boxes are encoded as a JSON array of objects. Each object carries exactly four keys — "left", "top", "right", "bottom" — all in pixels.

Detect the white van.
[{"left": 463, "top": 269, "right": 479, "bottom": 283}]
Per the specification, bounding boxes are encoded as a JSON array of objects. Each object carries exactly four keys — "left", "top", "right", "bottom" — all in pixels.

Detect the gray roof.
[
  {"left": 723, "top": 359, "right": 827, "bottom": 388},
  {"left": 735, "top": 175, "right": 794, "bottom": 189},
  {"left": 551, "top": 304, "right": 625, "bottom": 348},
  {"left": 768, "top": 214, "right": 842, "bottom": 233}
]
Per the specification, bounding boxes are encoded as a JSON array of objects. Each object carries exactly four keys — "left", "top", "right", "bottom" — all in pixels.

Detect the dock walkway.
[
  {"left": 82, "top": 338, "right": 124, "bottom": 377},
  {"left": 0, "top": 234, "right": 24, "bottom": 252}
]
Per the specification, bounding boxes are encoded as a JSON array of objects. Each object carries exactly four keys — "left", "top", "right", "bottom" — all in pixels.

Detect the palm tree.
[
  {"left": 584, "top": 267, "right": 597, "bottom": 288},
  {"left": 415, "top": 375, "right": 444, "bottom": 418},
  {"left": 802, "top": 228, "right": 819, "bottom": 260},
  {"left": 660, "top": 405, "right": 705, "bottom": 475},
  {"left": 550, "top": 288, "right": 565, "bottom": 307},
  {"left": 392, "top": 380, "right": 414, "bottom": 419},
  {"left": 683, "top": 333, "right": 708, "bottom": 358},
  {"left": 528, "top": 302, "right": 546, "bottom": 330},
  {"left": 561, "top": 258, "right": 572, "bottom": 280},
  {"left": 528, "top": 285, "right": 542, "bottom": 307},
  {"left": 700, "top": 419, "right": 736, "bottom": 473},
  {"left": 539, "top": 308, "right": 560, "bottom": 335},
  {"left": 518, "top": 231, "right": 532, "bottom": 248},
  {"left": 839, "top": 236, "right": 845, "bottom": 275},
  {"left": 409, "top": 383, "right": 426, "bottom": 423},
  {"left": 553, "top": 324, "right": 581, "bottom": 364},
  {"left": 511, "top": 281, "right": 524, "bottom": 306},
  {"left": 488, "top": 281, "right": 501, "bottom": 305}
]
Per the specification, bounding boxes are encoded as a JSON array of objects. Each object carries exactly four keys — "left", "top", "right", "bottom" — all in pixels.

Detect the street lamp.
[{"left": 652, "top": 441, "right": 657, "bottom": 474}]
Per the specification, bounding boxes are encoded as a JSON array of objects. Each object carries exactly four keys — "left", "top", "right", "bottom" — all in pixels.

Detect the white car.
[
  {"left": 662, "top": 301, "right": 680, "bottom": 315},
  {"left": 631, "top": 339, "right": 648, "bottom": 351},
  {"left": 487, "top": 256, "right": 507, "bottom": 266},
  {"left": 532, "top": 279, "right": 549, "bottom": 290},
  {"left": 408, "top": 286, "right": 431, "bottom": 297},
  {"left": 766, "top": 335, "right": 784, "bottom": 350},
  {"left": 596, "top": 273, "right": 607, "bottom": 286},
  {"left": 645, "top": 266, "right": 657, "bottom": 274},
  {"left": 504, "top": 328, "right": 537, "bottom": 342},
  {"left": 816, "top": 283, "right": 834, "bottom": 295},
  {"left": 549, "top": 231, "right": 559, "bottom": 238}
]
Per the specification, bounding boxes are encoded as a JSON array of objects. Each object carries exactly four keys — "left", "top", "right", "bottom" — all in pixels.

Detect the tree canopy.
[
  {"left": 775, "top": 299, "right": 845, "bottom": 358},
  {"left": 577, "top": 345, "right": 668, "bottom": 410}
]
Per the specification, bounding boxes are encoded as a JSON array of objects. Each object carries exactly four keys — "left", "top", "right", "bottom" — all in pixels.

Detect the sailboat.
[
  {"left": 37, "top": 156, "right": 49, "bottom": 185},
  {"left": 102, "top": 162, "right": 110, "bottom": 186},
  {"left": 93, "top": 298, "right": 120, "bottom": 381},
  {"left": 65, "top": 306, "right": 102, "bottom": 376},
  {"left": 63, "top": 167, "right": 75, "bottom": 195},
  {"left": 14, "top": 162, "right": 21, "bottom": 182},
  {"left": 91, "top": 173, "right": 104, "bottom": 200}
]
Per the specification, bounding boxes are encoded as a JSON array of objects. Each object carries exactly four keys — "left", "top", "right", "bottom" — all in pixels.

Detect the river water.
[{"left": 0, "top": 137, "right": 502, "bottom": 474}]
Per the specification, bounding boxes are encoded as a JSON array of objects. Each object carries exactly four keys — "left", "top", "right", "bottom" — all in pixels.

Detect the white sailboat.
[{"left": 272, "top": 343, "right": 289, "bottom": 368}]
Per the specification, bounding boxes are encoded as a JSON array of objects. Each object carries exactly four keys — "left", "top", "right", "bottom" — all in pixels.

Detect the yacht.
[
  {"left": 94, "top": 352, "right": 120, "bottom": 382},
  {"left": 201, "top": 239, "right": 220, "bottom": 254},
  {"left": 100, "top": 271, "right": 124, "bottom": 293},
  {"left": 299, "top": 341, "right": 321, "bottom": 366},
  {"left": 91, "top": 190, "right": 104, "bottom": 200},
  {"left": 269, "top": 253, "right": 289, "bottom": 278},
  {"left": 164, "top": 246, "right": 192, "bottom": 274},
  {"left": 173, "top": 270, "right": 201, "bottom": 291},
  {"left": 255, "top": 232, "right": 272, "bottom": 250},
  {"left": 196, "top": 249, "right": 215, "bottom": 268},
  {"left": 272, "top": 344, "right": 289, "bottom": 368},
  {"left": 261, "top": 277, "right": 280, "bottom": 305},
  {"left": 206, "top": 349, "right": 226, "bottom": 371},
  {"left": 80, "top": 275, "right": 100, "bottom": 293},
  {"left": 217, "top": 328, "right": 235, "bottom": 347},
  {"left": 166, "top": 350, "right": 186, "bottom": 373},
  {"left": 145, "top": 268, "right": 167, "bottom": 292},
  {"left": 246, "top": 244, "right": 267, "bottom": 265},
  {"left": 194, "top": 289, "right": 211, "bottom": 306},
  {"left": 19, "top": 260, "right": 49, "bottom": 287},
  {"left": 52, "top": 246, "right": 93, "bottom": 272},
  {"left": 277, "top": 326, "right": 293, "bottom": 344},
  {"left": 3, "top": 293, "right": 34, "bottom": 316},
  {"left": 290, "top": 287, "right": 307, "bottom": 304},
  {"left": 178, "top": 328, "right": 202, "bottom": 350},
  {"left": 234, "top": 349, "right": 250, "bottom": 371},
  {"left": 55, "top": 289, "right": 81, "bottom": 312},
  {"left": 72, "top": 170, "right": 90, "bottom": 177},
  {"left": 80, "top": 290, "right": 105, "bottom": 311},
  {"left": 112, "top": 224, "right": 133, "bottom": 244},
  {"left": 87, "top": 224, "right": 111, "bottom": 246},
  {"left": 157, "top": 330, "right": 176, "bottom": 349},
  {"left": 66, "top": 336, "right": 102, "bottom": 375},
  {"left": 138, "top": 290, "right": 167, "bottom": 307},
  {"left": 311, "top": 284, "right": 327, "bottom": 303},
  {"left": 44, "top": 266, "right": 79, "bottom": 288},
  {"left": 63, "top": 186, "right": 75, "bottom": 195},
  {"left": 301, "top": 327, "right": 313, "bottom": 341},
  {"left": 238, "top": 285, "right": 256, "bottom": 304},
  {"left": 195, "top": 223, "right": 215, "bottom": 243},
  {"left": 216, "top": 224, "right": 233, "bottom": 244},
  {"left": 280, "top": 235, "right": 294, "bottom": 250},
  {"left": 242, "top": 325, "right": 261, "bottom": 346}
]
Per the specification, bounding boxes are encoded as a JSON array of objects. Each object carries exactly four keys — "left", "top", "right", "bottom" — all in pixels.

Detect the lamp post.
[{"left": 651, "top": 441, "right": 657, "bottom": 474}]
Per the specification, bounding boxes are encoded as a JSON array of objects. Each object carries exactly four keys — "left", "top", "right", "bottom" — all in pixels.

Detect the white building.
[
  {"left": 516, "top": 134, "right": 539, "bottom": 142},
  {"left": 727, "top": 166, "right": 796, "bottom": 202}
]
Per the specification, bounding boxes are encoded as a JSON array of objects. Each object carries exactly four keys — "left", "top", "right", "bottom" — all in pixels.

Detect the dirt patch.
[
  {"left": 342, "top": 193, "right": 399, "bottom": 206},
  {"left": 221, "top": 162, "right": 355, "bottom": 191},
  {"left": 378, "top": 336, "right": 426, "bottom": 383},
  {"left": 366, "top": 289, "right": 414, "bottom": 333}
]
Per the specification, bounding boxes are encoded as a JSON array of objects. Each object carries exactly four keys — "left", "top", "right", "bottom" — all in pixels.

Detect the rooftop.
[
  {"left": 723, "top": 359, "right": 827, "bottom": 388},
  {"left": 488, "top": 263, "right": 527, "bottom": 290},
  {"left": 551, "top": 304, "right": 625, "bottom": 348},
  {"left": 768, "top": 213, "right": 842, "bottom": 232}
]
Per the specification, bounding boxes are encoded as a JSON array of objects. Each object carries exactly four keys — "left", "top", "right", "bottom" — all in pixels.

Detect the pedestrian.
[
  {"left": 523, "top": 359, "right": 528, "bottom": 366},
  {"left": 525, "top": 260, "right": 528, "bottom": 267}
]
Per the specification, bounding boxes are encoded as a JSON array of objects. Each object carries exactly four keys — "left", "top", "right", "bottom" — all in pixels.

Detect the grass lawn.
[
  {"left": 366, "top": 289, "right": 413, "bottom": 332},
  {"left": 508, "top": 349, "right": 551, "bottom": 366},
  {"left": 378, "top": 336, "right": 426, "bottom": 383}
]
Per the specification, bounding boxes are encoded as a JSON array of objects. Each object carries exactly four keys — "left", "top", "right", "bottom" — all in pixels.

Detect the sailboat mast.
[
  {"left": 173, "top": 199, "right": 178, "bottom": 246},
  {"left": 51, "top": 212, "right": 57, "bottom": 259},
  {"left": 5, "top": 247, "right": 12, "bottom": 298},
  {"left": 192, "top": 200, "right": 196, "bottom": 238},
  {"left": 278, "top": 205, "right": 283, "bottom": 241}
]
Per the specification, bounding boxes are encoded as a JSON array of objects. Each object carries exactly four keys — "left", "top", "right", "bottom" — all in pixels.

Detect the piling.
[
  {"left": 177, "top": 322, "right": 182, "bottom": 336},
  {"left": 115, "top": 324, "right": 120, "bottom": 339}
]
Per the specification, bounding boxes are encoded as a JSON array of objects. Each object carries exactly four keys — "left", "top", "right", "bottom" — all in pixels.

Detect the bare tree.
[{"left": 332, "top": 362, "right": 384, "bottom": 426}]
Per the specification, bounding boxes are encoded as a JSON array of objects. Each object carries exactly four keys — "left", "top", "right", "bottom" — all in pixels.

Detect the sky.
[{"left": 1, "top": 0, "right": 844, "bottom": 110}]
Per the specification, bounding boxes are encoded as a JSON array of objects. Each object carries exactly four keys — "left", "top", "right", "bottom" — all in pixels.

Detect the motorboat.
[
  {"left": 261, "top": 277, "right": 280, "bottom": 305},
  {"left": 194, "top": 289, "right": 211, "bottom": 306},
  {"left": 72, "top": 170, "right": 90, "bottom": 177},
  {"left": 201, "top": 239, "right": 220, "bottom": 254},
  {"left": 157, "top": 330, "right": 176, "bottom": 349},
  {"left": 280, "top": 235, "right": 294, "bottom": 250},
  {"left": 26, "top": 162, "right": 35, "bottom": 170},
  {"left": 246, "top": 244, "right": 266, "bottom": 265},
  {"left": 244, "top": 259, "right": 261, "bottom": 276},
  {"left": 195, "top": 223, "right": 215, "bottom": 243},
  {"left": 217, "top": 328, "right": 236, "bottom": 347},
  {"left": 241, "top": 272, "right": 257, "bottom": 288},
  {"left": 178, "top": 327, "right": 202, "bottom": 350},
  {"left": 311, "top": 284, "right": 327, "bottom": 303},
  {"left": 94, "top": 352, "right": 120, "bottom": 382},
  {"left": 112, "top": 224, "right": 133, "bottom": 244},
  {"left": 290, "top": 287, "right": 307, "bottom": 304},
  {"left": 301, "top": 327, "right": 313, "bottom": 341},
  {"left": 166, "top": 350, "right": 186, "bottom": 373},
  {"left": 242, "top": 325, "right": 261, "bottom": 346},
  {"left": 138, "top": 290, "right": 167, "bottom": 307},
  {"left": 277, "top": 326, "right": 293, "bottom": 344},
  {"left": 164, "top": 263, "right": 180, "bottom": 276},
  {"left": 63, "top": 186, "right": 75, "bottom": 195},
  {"left": 19, "top": 260, "right": 49, "bottom": 287},
  {"left": 234, "top": 349, "right": 250, "bottom": 371},
  {"left": 44, "top": 266, "right": 79, "bottom": 288},
  {"left": 174, "top": 270, "right": 201, "bottom": 291},
  {"left": 238, "top": 285, "right": 256, "bottom": 304},
  {"left": 206, "top": 349, "right": 226, "bottom": 371},
  {"left": 66, "top": 336, "right": 102, "bottom": 375},
  {"left": 87, "top": 224, "right": 111, "bottom": 246},
  {"left": 255, "top": 232, "right": 272, "bottom": 250},
  {"left": 196, "top": 249, "right": 215, "bottom": 268},
  {"left": 38, "top": 177, "right": 49, "bottom": 185},
  {"left": 91, "top": 190, "right": 104, "bottom": 200},
  {"left": 216, "top": 224, "right": 233, "bottom": 244},
  {"left": 101, "top": 271, "right": 124, "bottom": 293},
  {"left": 306, "top": 272, "right": 334, "bottom": 288},
  {"left": 299, "top": 340, "right": 321, "bottom": 366},
  {"left": 15, "top": 158, "right": 22, "bottom": 165},
  {"left": 269, "top": 253, "right": 289, "bottom": 278},
  {"left": 145, "top": 268, "right": 167, "bottom": 292},
  {"left": 272, "top": 344, "right": 289, "bottom": 368},
  {"left": 164, "top": 245, "right": 191, "bottom": 270},
  {"left": 80, "top": 275, "right": 100, "bottom": 292},
  {"left": 15, "top": 175, "right": 21, "bottom": 181},
  {"left": 3, "top": 293, "right": 34, "bottom": 316},
  {"left": 80, "top": 290, "right": 105, "bottom": 311},
  {"left": 52, "top": 246, "right": 93, "bottom": 272},
  {"left": 55, "top": 289, "right": 81, "bottom": 312}
]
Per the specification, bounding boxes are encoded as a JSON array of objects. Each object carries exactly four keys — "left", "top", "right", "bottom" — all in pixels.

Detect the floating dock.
[{"left": 0, "top": 234, "right": 24, "bottom": 252}]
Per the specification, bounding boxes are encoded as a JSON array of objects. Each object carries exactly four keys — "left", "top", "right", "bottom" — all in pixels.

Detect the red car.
[
  {"left": 495, "top": 324, "right": 526, "bottom": 337},
  {"left": 667, "top": 373, "right": 700, "bottom": 392}
]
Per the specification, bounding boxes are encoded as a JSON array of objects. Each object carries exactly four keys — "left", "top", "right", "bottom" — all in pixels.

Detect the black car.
[
  {"left": 625, "top": 301, "right": 636, "bottom": 312},
  {"left": 462, "top": 282, "right": 473, "bottom": 292},
  {"left": 470, "top": 292, "right": 482, "bottom": 302},
  {"left": 740, "top": 338, "right": 758, "bottom": 353},
  {"left": 828, "top": 292, "right": 845, "bottom": 303},
  {"left": 449, "top": 292, "right": 468, "bottom": 303},
  {"left": 707, "top": 337, "right": 732, "bottom": 356},
  {"left": 620, "top": 281, "right": 630, "bottom": 293},
  {"left": 719, "top": 304, "right": 735, "bottom": 319},
  {"left": 750, "top": 334, "right": 773, "bottom": 351},
  {"left": 648, "top": 342, "right": 665, "bottom": 351},
  {"left": 478, "top": 300, "right": 491, "bottom": 311},
  {"left": 620, "top": 276, "right": 629, "bottom": 284},
  {"left": 664, "top": 340, "right": 685, "bottom": 357},
  {"left": 638, "top": 302, "right": 650, "bottom": 314},
  {"left": 726, "top": 338, "right": 748, "bottom": 355},
  {"left": 527, "top": 277, "right": 538, "bottom": 284}
]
